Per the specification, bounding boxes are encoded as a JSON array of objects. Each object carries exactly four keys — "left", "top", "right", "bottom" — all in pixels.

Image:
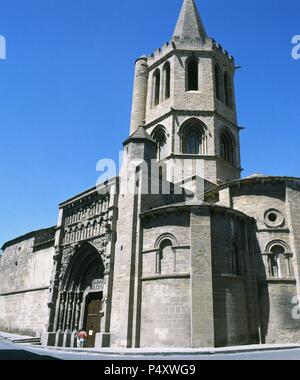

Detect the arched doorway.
[{"left": 56, "top": 243, "right": 105, "bottom": 347}]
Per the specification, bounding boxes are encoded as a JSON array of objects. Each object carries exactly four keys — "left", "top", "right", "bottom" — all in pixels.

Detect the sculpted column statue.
[
  {"left": 74, "top": 292, "right": 83, "bottom": 332},
  {"left": 58, "top": 291, "right": 66, "bottom": 332},
  {"left": 66, "top": 292, "right": 74, "bottom": 332}
]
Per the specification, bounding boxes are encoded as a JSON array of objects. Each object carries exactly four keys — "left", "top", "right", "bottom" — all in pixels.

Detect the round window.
[
  {"left": 268, "top": 213, "right": 278, "bottom": 223},
  {"left": 264, "top": 209, "right": 284, "bottom": 228}
]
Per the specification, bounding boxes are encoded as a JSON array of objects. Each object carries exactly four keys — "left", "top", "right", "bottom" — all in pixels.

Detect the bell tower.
[
  {"left": 110, "top": 0, "right": 243, "bottom": 349},
  {"left": 129, "top": 0, "right": 242, "bottom": 186}
]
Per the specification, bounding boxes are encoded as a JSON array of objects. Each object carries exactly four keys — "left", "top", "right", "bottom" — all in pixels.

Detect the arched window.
[
  {"left": 163, "top": 62, "right": 171, "bottom": 100},
  {"left": 268, "top": 244, "right": 286, "bottom": 278},
  {"left": 186, "top": 128, "right": 200, "bottom": 154},
  {"left": 265, "top": 241, "right": 294, "bottom": 279},
  {"left": 214, "top": 64, "right": 223, "bottom": 101},
  {"left": 157, "top": 239, "right": 174, "bottom": 275},
  {"left": 153, "top": 69, "right": 161, "bottom": 106},
  {"left": 181, "top": 120, "right": 206, "bottom": 155},
  {"left": 152, "top": 127, "right": 167, "bottom": 160},
  {"left": 224, "top": 72, "right": 234, "bottom": 109},
  {"left": 220, "top": 130, "right": 236, "bottom": 165},
  {"left": 186, "top": 57, "right": 199, "bottom": 91}
]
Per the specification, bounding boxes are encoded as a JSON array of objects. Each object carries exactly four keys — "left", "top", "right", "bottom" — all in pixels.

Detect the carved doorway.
[
  {"left": 56, "top": 243, "right": 105, "bottom": 345},
  {"left": 84, "top": 292, "right": 102, "bottom": 348}
]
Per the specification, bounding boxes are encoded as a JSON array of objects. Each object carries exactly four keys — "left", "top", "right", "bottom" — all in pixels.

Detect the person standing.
[{"left": 76, "top": 330, "right": 88, "bottom": 349}]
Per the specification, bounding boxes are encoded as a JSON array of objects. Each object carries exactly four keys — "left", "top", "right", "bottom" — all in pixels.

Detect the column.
[{"left": 190, "top": 206, "right": 215, "bottom": 347}]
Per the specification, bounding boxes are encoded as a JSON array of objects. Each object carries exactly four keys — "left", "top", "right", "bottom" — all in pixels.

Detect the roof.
[
  {"left": 173, "top": 0, "right": 207, "bottom": 40},
  {"left": 205, "top": 175, "right": 300, "bottom": 197},
  {"left": 1, "top": 226, "right": 56, "bottom": 251},
  {"left": 123, "top": 127, "right": 156, "bottom": 145},
  {"left": 59, "top": 176, "right": 118, "bottom": 208},
  {"left": 140, "top": 198, "right": 253, "bottom": 221}
]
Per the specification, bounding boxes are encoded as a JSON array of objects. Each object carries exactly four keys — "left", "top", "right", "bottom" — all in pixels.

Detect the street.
[{"left": 1, "top": 339, "right": 300, "bottom": 360}]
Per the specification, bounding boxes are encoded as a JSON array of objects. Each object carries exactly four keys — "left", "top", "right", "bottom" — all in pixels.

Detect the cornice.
[{"left": 145, "top": 108, "right": 239, "bottom": 130}]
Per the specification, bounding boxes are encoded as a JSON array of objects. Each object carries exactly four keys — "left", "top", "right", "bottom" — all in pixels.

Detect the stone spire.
[{"left": 173, "top": 0, "right": 207, "bottom": 40}]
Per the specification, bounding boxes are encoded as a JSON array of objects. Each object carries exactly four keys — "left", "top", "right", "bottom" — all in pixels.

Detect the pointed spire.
[{"left": 173, "top": 0, "right": 207, "bottom": 40}]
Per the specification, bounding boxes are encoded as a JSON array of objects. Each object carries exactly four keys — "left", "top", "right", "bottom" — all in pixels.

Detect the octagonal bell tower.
[{"left": 130, "top": 0, "right": 242, "bottom": 187}]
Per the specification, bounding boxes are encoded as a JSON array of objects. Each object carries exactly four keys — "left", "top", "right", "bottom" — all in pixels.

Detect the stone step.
[{"left": 11, "top": 338, "right": 41, "bottom": 346}]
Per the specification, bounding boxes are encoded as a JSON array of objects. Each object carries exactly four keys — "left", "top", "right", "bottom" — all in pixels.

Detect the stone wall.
[
  {"left": 139, "top": 209, "right": 191, "bottom": 348},
  {"left": 213, "top": 276, "right": 249, "bottom": 347},
  {"left": 139, "top": 204, "right": 257, "bottom": 348},
  {"left": 0, "top": 228, "right": 55, "bottom": 337},
  {"left": 140, "top": 278, "right": 191, "bottom": 348},
  {"left": 259, "top": 282, "right": 300, "bottom": 344},
  {"left": 0, "top": 290, "right": 50, "bottom": 337}
]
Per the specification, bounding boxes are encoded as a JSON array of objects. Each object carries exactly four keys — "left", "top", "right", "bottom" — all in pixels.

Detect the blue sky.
[{"left": 0, "top": 0, "right": 299, "bottom": 247}]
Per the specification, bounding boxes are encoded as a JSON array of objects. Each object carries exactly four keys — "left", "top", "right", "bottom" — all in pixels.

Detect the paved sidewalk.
[
  {"left": 36, "top": 343, "right": 300, "bottom": 356},
  {"left": 1, "top": 331, "right": 300, "bottom": 356}
]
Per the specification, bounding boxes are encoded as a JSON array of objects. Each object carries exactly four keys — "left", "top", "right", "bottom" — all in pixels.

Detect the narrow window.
[
  {"left": 164, "top": 63, "right": 171, "bottom": 100},
  {"left": 186, "top": 129, "right": 200, "bottom": 154},
  {"left": 135, "top": 166, "right": 141, "bottom": 194},
  {"left": 154, "top": 70, "right": 160, "bottom": 106},
  {"left": 187, "top": 58, "right": 198, "bottom": 91},
  {"left": 153, "top": 127, "right": 167, "bottom": 160},
  {"left": 159, "top": 166, "right": 163, "bottom": 195},
  {"left": 157, "top": 239, "right": 173, "bottom": 275},
  {"left": 220, "top": 137, "right": 226, "bottom": 160},
  {"left": 224, "top": 72, "right": 229, "bottom": 106},
  {"left": 224, "top": 72, "right": 234, "bottom": 109},
  {"left": 215, "top": 64, "right": 222, "bottom": 100},
  {"left": 269, "top": 244, "right": 285, "bottom": 278},
  {"left": 220, "top": 131, "right": 235, "bottom": 165}
]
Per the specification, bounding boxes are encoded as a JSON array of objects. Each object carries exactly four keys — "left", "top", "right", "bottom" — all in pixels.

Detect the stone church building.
[{"left": 1, "top": 0, "right": 300, "bottom": 349}]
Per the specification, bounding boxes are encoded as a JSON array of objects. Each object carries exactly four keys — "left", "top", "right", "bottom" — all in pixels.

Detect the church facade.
[{"left": 1, "top": 0, "right": 300, "bottom": 349}]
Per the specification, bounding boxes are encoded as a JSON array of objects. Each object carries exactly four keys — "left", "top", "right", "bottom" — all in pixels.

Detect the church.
[{"left": 1, "top": 0, "right": 300, "bottom": 349}]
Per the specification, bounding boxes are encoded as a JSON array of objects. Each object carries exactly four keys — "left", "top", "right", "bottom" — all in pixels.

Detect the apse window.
[
  {"left": 268, "top": 213, "right": 278, "bottom": 223},
  {"left": 264, "top": 209, "right": 284, "bottom": 228},
  {"left": 267, "top": 243, "right": 293, "bottom": 278}
]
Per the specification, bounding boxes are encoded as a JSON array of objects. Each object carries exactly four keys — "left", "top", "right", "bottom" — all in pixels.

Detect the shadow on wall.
[
  {"left": 255, "top": 238, "right": 270, "bottom": 345},
  {"left": 213, "top": 227, "right": 270, "bottom": 347}
]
